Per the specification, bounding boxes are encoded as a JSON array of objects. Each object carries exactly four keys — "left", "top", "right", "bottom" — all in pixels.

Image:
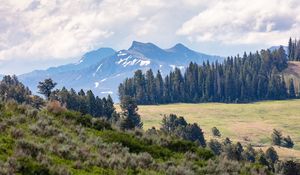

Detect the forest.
[
  {"left": 0, "top": 75, "right": 299, "bottom": 174},
  {"left": 119, "top": 46, "right": 298, "bottom": 105}
]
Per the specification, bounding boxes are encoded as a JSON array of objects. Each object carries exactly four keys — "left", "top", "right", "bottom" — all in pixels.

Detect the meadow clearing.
[{"left": 118, "top": 100, "right": 300, "bottom": 160}]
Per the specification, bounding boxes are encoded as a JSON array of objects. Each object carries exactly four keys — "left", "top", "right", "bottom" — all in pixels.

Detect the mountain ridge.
[{"left": 19, "top": 41, "right": 223, "bottom": 101}]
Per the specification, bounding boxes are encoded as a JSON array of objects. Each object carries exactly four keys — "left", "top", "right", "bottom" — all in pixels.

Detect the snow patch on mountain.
[
  {"left": 19, "top": 41, "right": 223, "bottom": 102},
  {"left": 140, "top": 60, "right": 151, "bottom": 66},
  {"left": 94, "top": 82, "right": 99, "bottom": 88}
]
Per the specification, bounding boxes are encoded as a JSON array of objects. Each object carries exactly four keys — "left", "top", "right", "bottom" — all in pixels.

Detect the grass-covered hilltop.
[{"left": 0, "top": 75, "right": 299, "bottom": 174}]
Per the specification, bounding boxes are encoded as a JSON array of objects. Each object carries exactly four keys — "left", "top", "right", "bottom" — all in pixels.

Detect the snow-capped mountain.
[{"left": 19, "top": 41, "right": 223, "bottom": 101}]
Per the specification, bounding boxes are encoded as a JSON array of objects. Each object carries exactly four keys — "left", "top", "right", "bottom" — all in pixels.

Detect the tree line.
[
  {"left": 288, "top": 37, "right": 300, "bottom": 61},
  {"left": 119, "top": 46, "right": 297, "bottom": 104},
  {"left": 50, "top": 87, "right": 116, "bottom": 120}
]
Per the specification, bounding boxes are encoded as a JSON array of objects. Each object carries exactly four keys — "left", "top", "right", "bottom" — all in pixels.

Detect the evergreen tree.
[
  {"left": 288, "top": 37, "right": 293, "bottom": 60},
  {"left": 86, "top": 90, "right": 97, "bottom": 116},
  {"left": 119, "top": 44, "right": 290, "bottom": 104},
  {"left": 211, "top": 127, "right": 221, "bottom": 137},
  {"left": 120, "top": 95, "right": 143, "bottom": 129},
  {"left": 0, "top": 75, "right": 32, "bottom": 104},
  {"left": 103, "top": 95, "right": 115, "bottom": 119},
  {"left": 288, "top": 79, "right": 296, "bottom": 98},
  {"left": 265, "top": 147, "right": 279, "bottom": 164},
  {"left": 155, "top": 70, "right": 164, "bottom": 103},
  {"left": 208, "top": 139, "right": 222, "bottom": 155},
  {"left": 271, "top": 129, "right": 282, "bottom": 146},
  {"left": 145, "top": 69, "right": 156, "bottom": 104},
  {"left": 37, "top": 78, "right": 57, "bottom": 99},
  {"left": 282, "top": 136, "right": 294, "bottom": 148},
  {"left": 134, "top": 70, "right": 147, "bottom": 104}
]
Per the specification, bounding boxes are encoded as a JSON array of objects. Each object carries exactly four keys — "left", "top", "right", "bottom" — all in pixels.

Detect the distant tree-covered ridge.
[{"left": 119, "top": 46, "right": 296, "bottom": 104}]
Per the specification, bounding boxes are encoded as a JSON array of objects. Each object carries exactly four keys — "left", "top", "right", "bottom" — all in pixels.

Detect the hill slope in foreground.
[{"left": 133, "top": 99, "right": 300, "bottom": 160}]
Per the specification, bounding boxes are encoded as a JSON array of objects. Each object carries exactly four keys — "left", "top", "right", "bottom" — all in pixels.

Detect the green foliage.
[
  {"left": 160, "top": 114, "right": 206, "bottom": 147},
  {"left": 265, "top": 147, "right": 278, "bottom": 164},
  {"left": 208, "top": 139, "right": 222, "bottom": 155},
  {"left": 0, "top": 97, "right": 275, "bottom": 174},
  {"left": 51, "top": 87, "right": 115, "bottom": 119},
  {"left": 119, "top": 95, "right": 143, "bottom": 130},
  {"left": 288, "top": 37, "right": 300, "bottom": 61},
  {"left": 271, "top": 129, "right": 294, "bottom": 148},
  {"left": 119, "top": 46, "right": 291, "bottom": 104},
  {"left": 0, "top": 75, "right": 32, "bottom": 104},
  {"left": 98, "top": 130, "right": 172, "bottom": 159},
  {"left": 37, "top": 78, "right": 57, "bottom": 99},
  {"left": 271, "top": 129, "right": 282, "bottom": 146},
  {"left": 280, "top": 160, "right": 300, "bottom": 175},
  {"left": 211, "top": 127, "right": 221, "bottom": 137}
]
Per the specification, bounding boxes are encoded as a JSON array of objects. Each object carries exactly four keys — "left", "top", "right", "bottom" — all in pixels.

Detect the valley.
[{"left": 129, "top": 100, "right": 300, "bottom": 160}]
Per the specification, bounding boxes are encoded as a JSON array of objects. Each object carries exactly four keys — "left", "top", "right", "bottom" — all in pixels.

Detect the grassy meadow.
[{"left": 118, "top": 99, "right": 300, "bottom": 160}]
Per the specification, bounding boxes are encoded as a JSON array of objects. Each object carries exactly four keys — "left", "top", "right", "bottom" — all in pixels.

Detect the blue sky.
[{"left": 1, "top": 0, "right": 300, "bottom": 75}]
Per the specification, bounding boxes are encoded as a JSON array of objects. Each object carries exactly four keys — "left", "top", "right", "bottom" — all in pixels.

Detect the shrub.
[
  {"left": 271, "top": 129, "right": 282, "bottom": 146},
  {"left": 10, "top": 128, "right": 24, "bottom": 139},
  {"left": 30, "top": 117, "right": 60, "bottom": 137},
  {"left": 15, "top": 140, "right": 43, "bottom": 158},
  {"left": 92, "top": 118, "right": 112, "bottom": 130},
  {"left": 25, "top": 109, "right": 39, "bottom": 118},
  {"left": 17, "top": 157, "right": 50, "bottom": 175},
  {"left": 282, "top": 136, "right": 294, "bottom": 148},
  {"left": 76, "top": 114, "right": 92, "bottom": 127},
  {"left": 136, "top": 152, "right": 154, "bottom": 169},
  {"left": 280, "top": 160, "right": 300, "bottom": 175},
  {"left": 265, "top": 147, "right": 278, "bottom": 164},
  {"left": 46, "top": 100, "right": 66, "bottom": 115},
  {"left": 208, "top": 139, "right": 222, "bottom": 155},
  {"left": 211, "top": 127, "right": 221, "bottom": 137}
]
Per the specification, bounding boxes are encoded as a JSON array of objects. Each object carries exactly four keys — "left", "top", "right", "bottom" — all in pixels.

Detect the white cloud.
[
  {"left": 177, "top": 0, "right": 300, "bottom": 45},
  {"left": 0, "top": 0, "right": 300, "bottom": 74}
]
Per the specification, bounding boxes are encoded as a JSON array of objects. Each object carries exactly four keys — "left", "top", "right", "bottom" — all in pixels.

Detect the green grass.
[
  {"left": 0, "top": 102, "right": 217, "bottom": 174},
  {"left": 129, "top": 99, "right": 300, "bottom": 160}
]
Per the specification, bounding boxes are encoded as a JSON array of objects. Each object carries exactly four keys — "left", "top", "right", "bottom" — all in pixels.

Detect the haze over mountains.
[{"left": 19, "top": 41, "right": 223, "bottom": 101}]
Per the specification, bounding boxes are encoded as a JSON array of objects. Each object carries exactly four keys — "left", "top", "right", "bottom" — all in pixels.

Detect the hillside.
[
  {"left": 131, "top": 100, "right": 300, "bottom": 160},
  {"left": 0, "top": 102, "right": 212, "bottom": 174},
  {"left": 1, "top": 101, "right": 278, "bottom": 174},
  {"left": 284, "top": 61, "right": 300, "bottom": 91}
]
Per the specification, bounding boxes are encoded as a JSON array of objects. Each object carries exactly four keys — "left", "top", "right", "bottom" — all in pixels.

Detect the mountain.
[
  {"left": 19, "top": 41, "right": 223, "bottom": 101},
  {"left": 269, "top": 45, "right": 288, "bottom": 53}
]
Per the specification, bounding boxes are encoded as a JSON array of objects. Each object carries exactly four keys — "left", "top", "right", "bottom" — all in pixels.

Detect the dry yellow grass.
[{"left": 117, "top": 99, "right": 300, "bottom": 160}]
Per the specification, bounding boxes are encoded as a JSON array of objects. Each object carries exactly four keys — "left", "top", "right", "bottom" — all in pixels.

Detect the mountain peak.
[
  {"left": 170, "top": 43, "right": 191, "bottom": 52},
  {"left": 129, "top": 41, "right": 161, "bottom": 51},
  {"left": 78, "top": 47, "right": 115, "bottom": 66}
]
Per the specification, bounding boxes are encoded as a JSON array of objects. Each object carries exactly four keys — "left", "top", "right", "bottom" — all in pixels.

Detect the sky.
[{"left": 1, "top": 0, "right": 300, "bottom": 75}]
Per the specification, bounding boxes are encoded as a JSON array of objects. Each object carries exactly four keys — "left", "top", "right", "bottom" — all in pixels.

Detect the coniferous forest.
[
  {"left": 119, "top": 45, "right": 298, "bottom": 105},
  {"left": 288, "top": 37, "right": 300, "bottom": 61}
]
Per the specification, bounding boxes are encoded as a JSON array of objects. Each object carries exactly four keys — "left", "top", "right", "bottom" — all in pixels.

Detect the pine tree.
[
  {"left": 288, "top": 79, "right": 296, "bottom": 98},
  {"left": 211, "top": 127, "right": 221, "bottom": 137},
  {"left": 271, "top": 129, "right": 282, "bottom": 146},
  {"left": 120, "top": 95, "right": 143, "bottom": 129},
  {"left": 86, "top": 90, "right": 97, "bottom": 116},
  {"left": 103, "top": 95, "right": 115, "bottom": 119},
  {"left": 288, "top": 37, "right": 293, "bottom": 60},
  {"left": 265, "top": 147, "right": 278, "bottom": 164},
  {"left": 282, "top": 136, "right": 294, "bottom": 148},
  {"left": 134, "top": 70, "right": 147, "bottom": 104},
  {"left": 145, "top": 69, "right": 156, "bottom": 104},
  {"left": 155, "top": 70, "right": 164, "bottom": 103}
]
